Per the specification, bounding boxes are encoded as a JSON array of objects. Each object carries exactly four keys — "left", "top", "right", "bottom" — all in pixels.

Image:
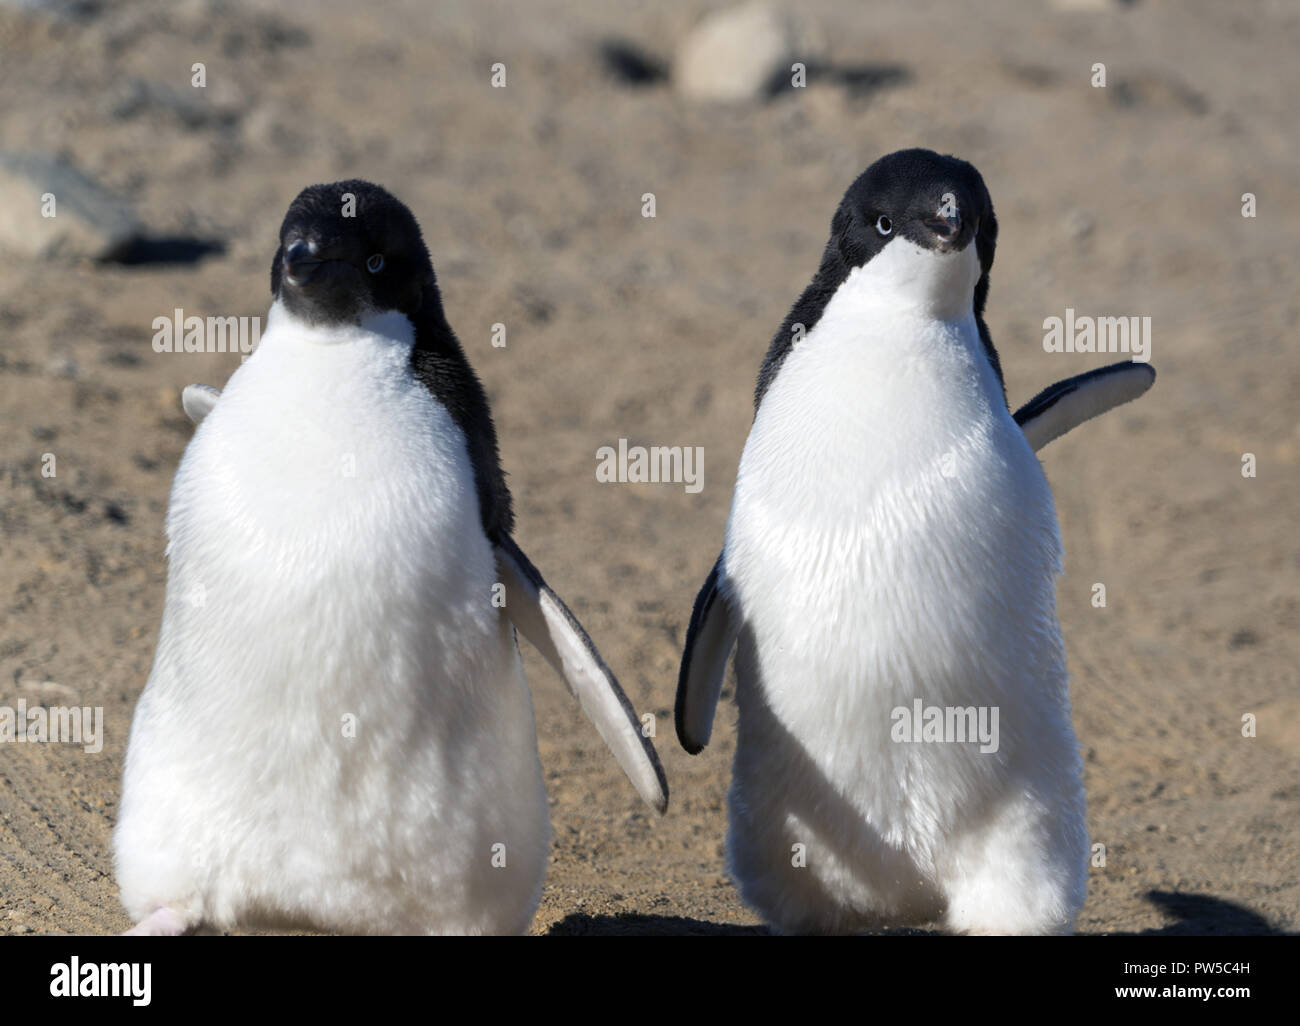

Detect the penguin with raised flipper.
[{"left": 676, "top": 149, "right": 1154, "bottom": 935}]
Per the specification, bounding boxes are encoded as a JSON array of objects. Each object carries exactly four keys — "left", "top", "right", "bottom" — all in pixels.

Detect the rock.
[
  {"left": 0, "top": 0, "right": 100, "bottom": 19},
  {"left": 44, "top": 353, "right": 80, "bottom": 379},
  {"left": 1065, "top": 209, "right": 1096, "bottom": 242},
  {"left": 0, "top": 152, "right": 222, "bottom": 265},
  {"left": 674, "top": 2, "right": 823, "bottom": 103},
  {"left": 107, "top": 77, "right": 244, "bottom": 131},
  {"left": 0, "top": 151, "right": 142, "bottom": 260}
]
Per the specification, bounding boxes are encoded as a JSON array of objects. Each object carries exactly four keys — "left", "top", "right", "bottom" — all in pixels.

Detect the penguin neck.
[
  {"left": 262, "top": 297, "right": 417, "bottom": 352},
  {"left": 843, "top": 238, "right": 981, "bottom": 324},
  {"left": 813, "top": 264, "right": 982, "bottom": 367}
]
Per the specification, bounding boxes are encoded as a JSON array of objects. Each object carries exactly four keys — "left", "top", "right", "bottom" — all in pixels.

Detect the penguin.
[
  {"left": 675, "top": 149, "right": 1155, "bottom": 935},
  {"left": 115, "top": 180, "right": 668, "bottom": 937}
]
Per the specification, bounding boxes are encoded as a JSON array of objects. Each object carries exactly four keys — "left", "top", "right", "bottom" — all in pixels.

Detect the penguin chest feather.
[
  {"left": 170, "top": 308, "right": 498, "bottom": 686},
  {"left": 724, "top": 272, "right": 1070, "bottom": 853},
  {"left": 116, "top": 305, "right": 548, "bottom": 934}
]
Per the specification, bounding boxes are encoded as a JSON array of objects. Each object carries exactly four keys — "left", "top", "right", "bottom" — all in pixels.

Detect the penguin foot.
[{"left": 123, "top": 907, "right": 194, "bottom": 936}]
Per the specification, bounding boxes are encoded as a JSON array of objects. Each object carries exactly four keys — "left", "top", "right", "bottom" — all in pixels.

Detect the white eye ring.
[
  {"left": 366, "top": 253, "right": 384, "bottom": 273},
  {"left": 875, "top": 215, "right": 892, "bottom": 236}
]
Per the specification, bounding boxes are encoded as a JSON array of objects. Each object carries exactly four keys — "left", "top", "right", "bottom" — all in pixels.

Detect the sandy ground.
[{"left": 0, "top": 0, "right": 1296, "bottom": 936}]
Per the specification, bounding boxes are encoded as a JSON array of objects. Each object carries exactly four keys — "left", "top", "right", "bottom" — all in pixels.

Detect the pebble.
[
  {"left": 674, "top": 2, "right": 823, "bottom": 103},
  {"left": 0, "top": 151, "right": 142, "bottom": 261}
]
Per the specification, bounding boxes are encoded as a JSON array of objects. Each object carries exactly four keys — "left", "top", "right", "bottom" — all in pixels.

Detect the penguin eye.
[
  {"left": 875, "top": 215, "right": 893, "bottom": 237},
  {"left": 366, "top": 254, "right": 385, "bottom": 273}
]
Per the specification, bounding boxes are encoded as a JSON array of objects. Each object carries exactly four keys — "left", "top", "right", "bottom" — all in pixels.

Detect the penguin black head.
[
  {"left": 830, "top": 148, "right": 998, "bottom": 315},
  {"left": 270, "top": 179, "right": 438, "bottom": 327},
  {"left": 756, "top": 149, "right": 1004, "bottom": 407}
]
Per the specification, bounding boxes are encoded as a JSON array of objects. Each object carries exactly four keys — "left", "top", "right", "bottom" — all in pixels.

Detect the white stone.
[
  {"left": 0, "top": 152, "right": 140, "bottom": 260},
  {"left": 674, "top": 2, "right": 823, "bottom": 103}
]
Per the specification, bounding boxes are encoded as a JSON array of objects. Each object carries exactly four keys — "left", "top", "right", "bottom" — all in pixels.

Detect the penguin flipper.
[
  {"left": 674, "top": 553, "right": 738, "bottom": 755},
  {"left": 181, "top": 383, "right": 221, "bottom": 424},
  {"left": 1014, "top": 360, "right": 1155, "bottom": 451},
  {"left": 494, "top": 535, "right": 669, "bottom": 815}
]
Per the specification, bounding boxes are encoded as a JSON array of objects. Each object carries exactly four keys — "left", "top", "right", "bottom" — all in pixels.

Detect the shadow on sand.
[{"left": 547, "top": 892, "right": 1289, "bottom": 937}]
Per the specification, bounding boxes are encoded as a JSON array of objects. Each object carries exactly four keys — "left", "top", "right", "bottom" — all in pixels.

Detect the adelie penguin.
[
  {"left": 676, "top": 149, "right": 1155, "bottom": 935},
  {"left": 114, "top": 180, "right": 668, "bottom": 936}
]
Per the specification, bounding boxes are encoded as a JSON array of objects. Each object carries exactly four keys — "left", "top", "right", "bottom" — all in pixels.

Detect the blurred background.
[{"left": 0, "top": 0, "right": 1295, "bottom": 934}]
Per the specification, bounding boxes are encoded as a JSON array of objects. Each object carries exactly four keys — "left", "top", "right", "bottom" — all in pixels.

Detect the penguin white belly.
[
  {"left": 114, "top": 308, "right": 549, "bottom": 935},
  {"left": 721, "top": 290, "right": 1087, "bottom": 934}
]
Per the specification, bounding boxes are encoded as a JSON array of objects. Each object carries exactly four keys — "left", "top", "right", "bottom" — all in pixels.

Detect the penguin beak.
[
  {"left": 922, "top": 211, "right": 962, "bottom": 246},
  {"left": 283, "top": 239, "right": 325, "bottom": 286}
]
